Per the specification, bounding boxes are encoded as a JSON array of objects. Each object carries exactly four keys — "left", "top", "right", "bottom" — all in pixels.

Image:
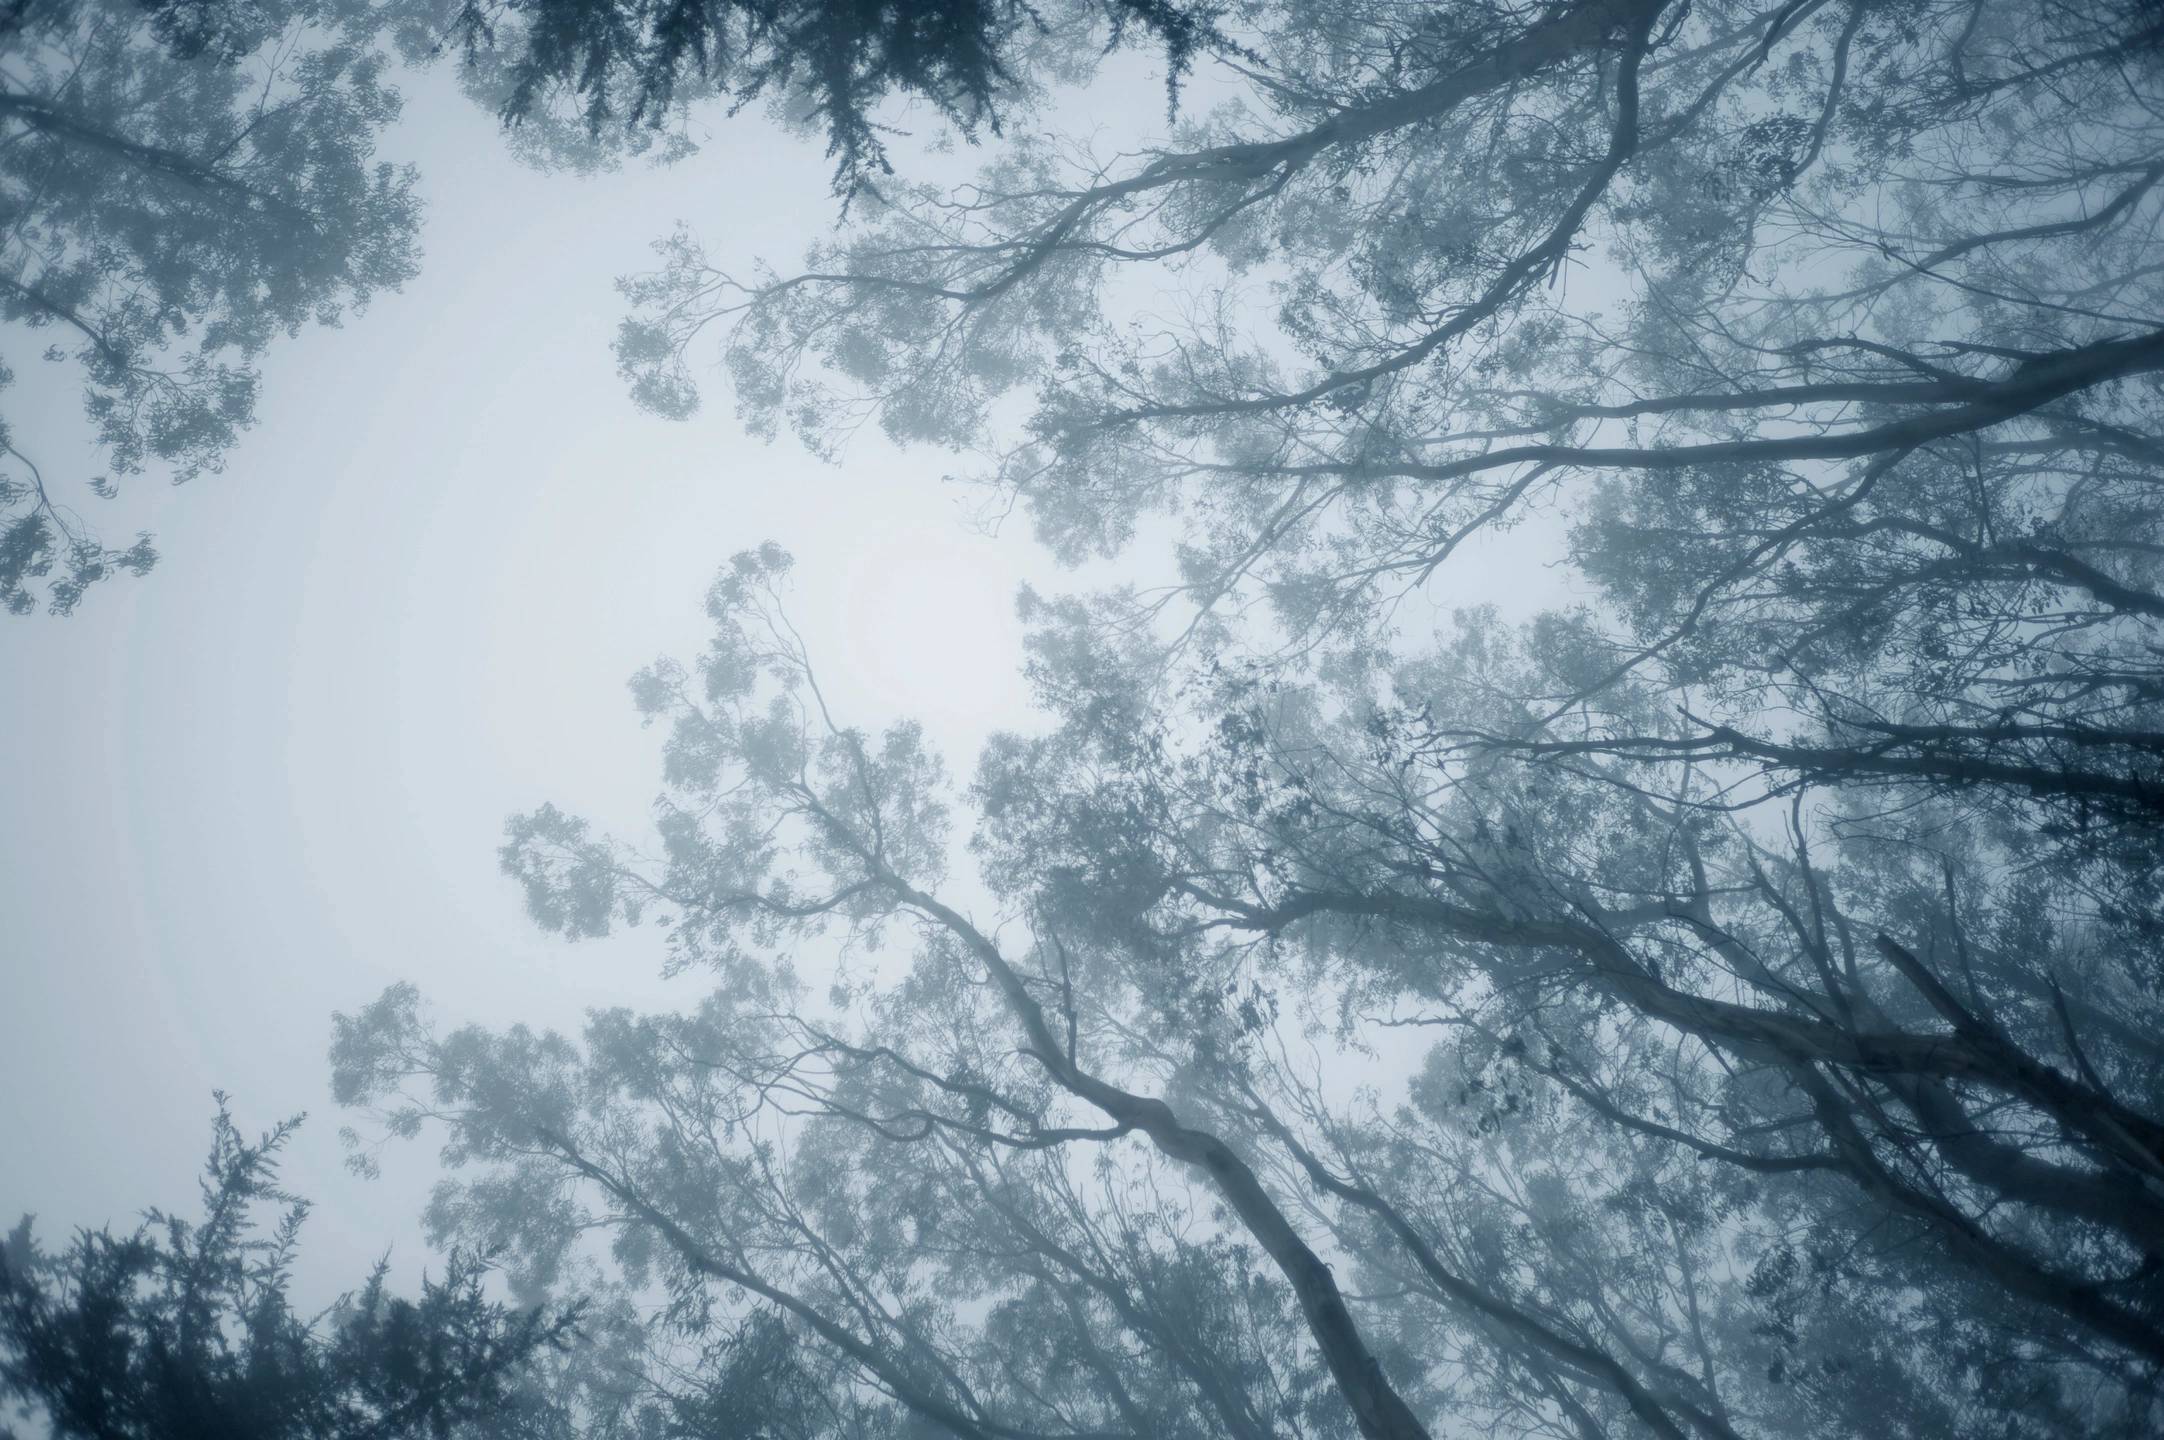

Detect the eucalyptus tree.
[
  {"left": 973, "top": 592, "right": 2164, "bottom": 1431},
  {"left": 618, "top": 0, "right": 2164, "bottom": 599},
  {"left": 577, "top": 8, "right": 2164, "bottom": 1424},
  {"left": 326, "top": 0, "right": 2164, "bottom": 1434},
  {"left": 0, "top": 0, "right": 1237, "bottom": 616},
  {"left": 612, "top": 0, "right": 2164, "bottom": 792},
  {"left": 336, "top": 534, "right": 2164, "bottom": 1438},
  {"left": 0, "top": 0, "right": 423, "bottom": 614},
  {"left": 337, "top": 545, "right": 2071, "bottom": 1440}
]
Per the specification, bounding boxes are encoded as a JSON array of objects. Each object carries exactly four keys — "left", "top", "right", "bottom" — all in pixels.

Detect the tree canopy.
[
  {"left": 0, "top": 0, "right": 422, "bottom": 613},
  {"left": 0, "top": 0, "right": 1222, "bottom": 613},
  {"left": 13, "top": 0, "right": 2164, "bottom": 1437},
  {"left": 333, "top": 2, "right": 2164, "bottom": 1436},
  {"left": 336, "top": 513, "right": 2164, "bottom": 1438},
  {"left": 431, "top": 0, "right": 1237, "bottom": 190}
]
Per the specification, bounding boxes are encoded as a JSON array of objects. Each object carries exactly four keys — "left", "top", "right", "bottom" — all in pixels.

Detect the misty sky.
[{"left": 0, "top": 58, "right": 1544, "bottom": 1304}]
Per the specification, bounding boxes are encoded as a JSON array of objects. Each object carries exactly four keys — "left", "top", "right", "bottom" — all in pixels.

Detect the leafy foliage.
[
  {"left": 0, "top": 0, "right": 420, "bottom": 614},
  {"left": 0, "top": 0, "right": 2099, "bottom": 1436},
  {"left": 431, "top": 0, "right": 1239, "bottom": 192},
  {"left": 0, "top": 1096, "right": 578, "bottom": 1440},
  {"left": 338, "top": 3, "right": 2164, "bottom": 1426},
  {"left": 0, "top": 0, "right": 1240, "bottom": 615}
]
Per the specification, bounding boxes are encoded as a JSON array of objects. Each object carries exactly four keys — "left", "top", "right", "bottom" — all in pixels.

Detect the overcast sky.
[{"left": 0, "top": 55, "right": 1562, "bottom": 1306}]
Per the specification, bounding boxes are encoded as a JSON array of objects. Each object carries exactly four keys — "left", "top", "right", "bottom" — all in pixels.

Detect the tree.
[
  {"left": 0, "top": 0, "right": 421, "bottom": 614},
  {"left": 0, "top": 0, "right": 1240, "bottom": 616},
  {"left": 590, "top": 8, "right": 2164, "bottom": 1422},
  {"left": 604, "top": 0, "right": 2164, "bottom": 875},
  {"left": 973, "top": 594, "right": 2164, "bottom": 1425},
  {"left": 0, "top": 1095, "right": 579, "bottom": 1439},
  {"left": 610, "top": 0, "right": 2164, "bottom": 818},
  {"left": 327, "top": 2, "right": 2164, "bottom": 1436},
  {"left": 420, "top": 0, "right": 1239, "bottom": 193},
  {"left": 619, "top": 0, "right": 2164, "bottom": 599},
  {"left": 330, "top": 524, "right": 2154, "bottom": 1438}
]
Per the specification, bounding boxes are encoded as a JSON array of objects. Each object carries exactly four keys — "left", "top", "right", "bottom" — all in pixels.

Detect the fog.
[{"left": 4, "top": 5, "right": 2161, "bottom": 1438}]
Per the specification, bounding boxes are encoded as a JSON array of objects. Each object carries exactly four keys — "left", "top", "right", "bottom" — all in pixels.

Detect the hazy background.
[{"left": 0, "top": 58, "right": 1542, "bottom": 1305}]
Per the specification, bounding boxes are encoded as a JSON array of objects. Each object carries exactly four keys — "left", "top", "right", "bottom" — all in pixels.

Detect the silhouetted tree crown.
[
  {"left": 0, "top": 0, "right": 421, "bottom": 613},
  {"left": 0, "top": 1097, "right": 577, "bottom": 1440},
  {"left": 338, "top": 3, "right": 2164, "bottom": 1436},
  {"left": 435, "top": 0, "right": 1238, "bottom": 192}
]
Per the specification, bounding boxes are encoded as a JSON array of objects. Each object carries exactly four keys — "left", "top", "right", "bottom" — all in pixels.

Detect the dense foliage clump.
[{"left": 0, "top": 1097, "right": 578, "bottom": 1439}]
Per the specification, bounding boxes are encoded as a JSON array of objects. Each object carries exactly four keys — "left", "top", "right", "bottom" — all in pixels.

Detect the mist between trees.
[{"left": 7, "top": 0, "right": 2164, "bottom": 1436}]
